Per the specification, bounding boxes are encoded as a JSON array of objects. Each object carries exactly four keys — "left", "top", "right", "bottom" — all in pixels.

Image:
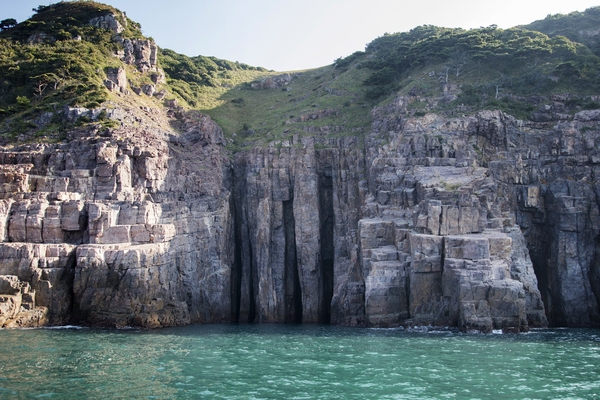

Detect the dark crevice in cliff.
[
  {"left": 530, "top": 252, "right": 553, "bottom": 326},
  {"left": 440, "top": 236, "right": 447, "bottom": 319},
  {"left": 231, "top": 162, "right": 256, "bottom": 323},
  {"left": 65, "top": 250, "right": 78, "bottom": 325},
  {"left": 231, "top": 196, "right": 243, "bottom": 323},
  {"left": 590, "top": 235, "right": 600, "bottom": 317},
  {"left": 283, "top": 199, "right": 302, "bottom": 323},
  {"left": 543, "top": 188, "right": 571, "bottom": 327},
  {"left": 247, "top": 243, "right": 257, "bottom": 323},
  {"left": 318, "top": 172, "right": 335, "bottom": 324},
  {"left": 530, "top": 227, "right": 553, "bottom": 326}
]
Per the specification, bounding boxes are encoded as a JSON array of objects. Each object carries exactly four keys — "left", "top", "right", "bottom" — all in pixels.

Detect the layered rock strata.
[
  {"left": 230, "top": 110, "right": 545, "bottom": 332},
  {"left": 1, "top": 97, "right": 599, "bottom": 331},
  {"left": 0, "top": 108, "right": 233, "bottom": 328},
  {"left": 0, "top": 275, "right": 48, "bottom": 328}
]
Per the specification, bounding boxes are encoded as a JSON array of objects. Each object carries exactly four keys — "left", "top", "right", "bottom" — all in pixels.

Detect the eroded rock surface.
[
  {"left": 0, "top": 108, "right": 232, "bottom": 328},
  {"left": 0, "top": 274, "right": 48, "bottom": 328},
  {"left": 231, "top": 100, "right": 598, "bottom": 332},
  {"left": 1, "top": 96, "right": 599, "bottom": 331}
]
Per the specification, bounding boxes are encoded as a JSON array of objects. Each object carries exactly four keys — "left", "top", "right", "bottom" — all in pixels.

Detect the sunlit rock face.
[
  {"left": 1, "top": 98, "right": 599, "bottom": 331},
  {"left": 353, "top": 102, "right": 599, "bottom": 330},
  {"left": 0, "top": 108, "right": 234, "bottom": 328}
]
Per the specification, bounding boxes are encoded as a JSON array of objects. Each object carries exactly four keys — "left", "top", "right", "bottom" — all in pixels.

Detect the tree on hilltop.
[{"left": 0, "top": 18, "right": 17, "bottom": 31}]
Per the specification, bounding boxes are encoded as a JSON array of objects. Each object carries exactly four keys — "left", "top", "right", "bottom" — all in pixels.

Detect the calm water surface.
[{"left": 0, "top": 324, "right": 599, "bottom": 399}]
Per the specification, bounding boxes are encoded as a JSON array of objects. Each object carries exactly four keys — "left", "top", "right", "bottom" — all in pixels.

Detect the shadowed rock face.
[
  {"left": 231, "top": 102, "right": 599, "bottom": 332},
  {"left": 230, "top": 112, "right": 548, "bottom": 332},
  {"left": 1, "top": 99, "right": 599, "bottom": 331}
]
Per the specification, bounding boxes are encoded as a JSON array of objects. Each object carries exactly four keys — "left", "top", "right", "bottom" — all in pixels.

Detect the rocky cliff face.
[
  {"left": 229, "top": 97, "right": 600, "bottom": 332},
  {"left": 232, "top": 134, "right": 365, "bottom": 325},
  {"left": 0, "top": 106, "right": 233, "bottom": 328},
  {"left": 1, "top": 95, "right": 599, "bottom": 331},
  {"left": 3, "top": 3, "right": 600, "bottom": 331}
]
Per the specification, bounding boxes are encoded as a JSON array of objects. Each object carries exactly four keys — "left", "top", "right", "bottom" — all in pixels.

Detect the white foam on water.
[{"left": 43, "top": 325, "right": 85, "bottom": 330}]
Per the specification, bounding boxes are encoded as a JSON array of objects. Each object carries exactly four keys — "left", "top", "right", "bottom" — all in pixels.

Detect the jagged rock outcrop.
[
  {"left": 0, "top": 107, "right": 233, "bottom": 328},
  {"left": 104, "top": 67, "right": 127, "bottom": 93},
  {"left": 117, "top": 37, "right": 158, "bottom": 72},
  {"left": 88, "top": 13, "right": 156, "bottom": 72},
  {"left": 91, "top": 14, "right": 162, "bottom": 96},
  {"left": 89, "top": 13, "right": 125, "bottom": 34},
  {"left": 251, "top": 74, "right": 293, "bottom": 90}
]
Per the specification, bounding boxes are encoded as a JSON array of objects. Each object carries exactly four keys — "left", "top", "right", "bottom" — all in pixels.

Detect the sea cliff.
[{"left": 1, "top": 2, "right": 599, "bottom": 331}]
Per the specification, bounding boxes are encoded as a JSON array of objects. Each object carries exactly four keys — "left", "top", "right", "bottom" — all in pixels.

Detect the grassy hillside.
[
  {"left": 0, "top": 1, "right": 148, "bottom": 112},
  {"left": 0, "top": 1, "right": 272, "bottom": 142},
  {"left": 159, "top": 49, "right": 269, "bottom": 109},
  {"left": 0, "top": 1, "right": 139, "bottom": 139},
  {"left": 348, "top": 19, "right": 600, "bottom": 116},
  {"left": 1, "top": 1, "right": 600, "bottom": 147},
  {"left": 203, "top": 65, "right": 373, "bottom": 151}
]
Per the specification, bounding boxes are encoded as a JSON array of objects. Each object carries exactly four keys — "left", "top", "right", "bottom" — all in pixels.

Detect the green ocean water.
[{"left": 0, "top": 324, "right": 599, "bottom": 399}]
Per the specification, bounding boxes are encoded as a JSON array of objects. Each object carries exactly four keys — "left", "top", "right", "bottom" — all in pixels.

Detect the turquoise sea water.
[{"left": 0, "top": 325, "right": 599, "bottom": 399}]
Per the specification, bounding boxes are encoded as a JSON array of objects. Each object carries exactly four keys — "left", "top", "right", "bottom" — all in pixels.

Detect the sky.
[{"left": 2, "top": 0, "right": 600, "bottom": 71}]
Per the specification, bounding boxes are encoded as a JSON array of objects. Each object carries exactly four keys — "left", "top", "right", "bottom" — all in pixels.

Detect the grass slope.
[
  {"left": 204, "top": 64, "right": 372, "bottom": 150},
  {"left": 2, "top": 1, "right": 600, "bottom": 148}
]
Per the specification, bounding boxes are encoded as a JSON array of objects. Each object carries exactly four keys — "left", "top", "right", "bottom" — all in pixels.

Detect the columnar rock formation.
[
  {"left": 230, "top": 97, "right": 599, "bottom": 331},
  {"left": 1, "top": 95, "right": 599, "bottom": 331},
  {"left": 232, "top": 135, "right": 365, "bottom": 325}
]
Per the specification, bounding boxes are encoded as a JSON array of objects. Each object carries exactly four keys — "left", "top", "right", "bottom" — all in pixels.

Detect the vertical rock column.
[
  {"left": 233, "top": 146, "right": 306, "bottom": 323},
  {"left": 292, "top": 145, "right": 322, "bottom": 323},
  {"left": 233, "top": 136, "right": 363, "bottom": 324}
]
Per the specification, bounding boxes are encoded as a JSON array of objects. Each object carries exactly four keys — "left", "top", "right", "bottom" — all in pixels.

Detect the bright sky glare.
[{"left": 2, "top": 0, "right": 600, "bottom": 71}]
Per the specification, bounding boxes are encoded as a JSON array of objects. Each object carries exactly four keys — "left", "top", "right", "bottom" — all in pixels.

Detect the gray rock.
[
  {"left": 117, "top": 38, "right": 158, "bottom": 72},
  {"left": 251, "top": 74, "right": 293, "bottom": 89},
  {"left": 104, "top": 67, "right": 127, "bottom": 93},
  {"left": 141, "top": 84, "right": 156, "bottom": 97},
  {"left": 89, "top": 14, "right": 124, "bottom": 34},
  {"left": 2, "top": 91, "right": 600, "bottom": 332}
]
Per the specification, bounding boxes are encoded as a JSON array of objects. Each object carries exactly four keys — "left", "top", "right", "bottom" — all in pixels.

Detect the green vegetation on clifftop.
[
  {"left": 350, "top": 20, "right": 600, "bottom": 104},
  {"left": 2, "top": 2, "right": 600, "bottom": 147},
  {"left": 523, "top": 7, "right": 600, "bottom": 57}
]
